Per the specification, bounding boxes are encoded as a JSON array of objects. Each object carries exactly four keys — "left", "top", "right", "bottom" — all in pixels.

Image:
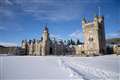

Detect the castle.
[{"left": 21, "top": 16, "right": 106, "bottom": 56}]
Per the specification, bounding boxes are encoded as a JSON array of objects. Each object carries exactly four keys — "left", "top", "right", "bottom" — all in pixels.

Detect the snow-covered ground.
[{"left": 0, "top": 55, "right": 120, "bottom": 80}]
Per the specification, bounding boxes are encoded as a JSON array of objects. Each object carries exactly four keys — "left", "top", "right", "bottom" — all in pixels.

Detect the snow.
[{"left": 0, "top": 55, "right": 120, "bottom": 80}]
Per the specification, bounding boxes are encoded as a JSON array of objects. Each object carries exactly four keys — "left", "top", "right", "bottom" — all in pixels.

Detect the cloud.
[
  {"left": 50, "top": 31, "right": 84, "bottom": 41},
  {"left": 4, "top": 0, "right": 13, "bottom": 5},
  {"left": 0, "top": 0, "right": 89, "bottom": 21},
  {"left": 0, "top": 0, "right": 109, "bottom": 22},
  {"left": 106, "top": 30, "right": 120, "bottom": 39},
  {"left": 0, "top": 26, "right": 7, "bottom": 31},
  {"left": 0, "top": 0, "right": 114, "bottom": 22},
  {"left": 0, "top": 0, "right": 14, "bottom": 17},
  {"left": 0, "top": 42, "right": 17, "bottom": 47},
  {"left": 0, "top": 0, "right": 22, "bottom": 31},
  {"left": 69, "top": 30, "right": 83, "bottom": 41},
  {"left": 50, "top": 34, "right": 63, "bottom": 40},
  {"left": 0, "top": 23, "right": 23, "bottom": 32}
]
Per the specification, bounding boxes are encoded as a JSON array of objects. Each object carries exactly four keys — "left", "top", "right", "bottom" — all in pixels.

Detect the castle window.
[{"left": 89, "top": 37, "right": 93, "bottom": 42}]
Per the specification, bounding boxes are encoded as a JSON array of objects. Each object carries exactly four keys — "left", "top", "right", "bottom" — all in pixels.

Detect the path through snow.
[{"left": 58, "top": 56, "right": 119, "bottom": 80}]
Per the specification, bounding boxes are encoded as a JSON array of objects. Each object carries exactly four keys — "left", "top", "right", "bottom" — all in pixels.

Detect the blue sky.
[{"left": 0, "top": 0, "right": 120, "bottom": 46}]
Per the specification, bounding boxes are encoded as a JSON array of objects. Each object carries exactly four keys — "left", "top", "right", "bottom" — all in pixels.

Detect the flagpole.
[{"left": 98, "top": 6, "right": 101, "bottom": 16}]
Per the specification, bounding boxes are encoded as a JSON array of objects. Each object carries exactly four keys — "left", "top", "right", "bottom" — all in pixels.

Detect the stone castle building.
[
  {"left": 21, "top": 25, "right": 71, "bottom": 56},
  {"left": 21, "top": 16, "right": 106, "bottom": 56}
]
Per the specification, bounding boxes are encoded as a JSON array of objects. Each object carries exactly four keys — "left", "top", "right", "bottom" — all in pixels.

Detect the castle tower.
[
  {"left": 32, "top": 39, "right": 36, "bottom": 55},
  {"left": 21, "top": 40, "right": 28, "bottom": 55},
  {"left": 94, "top": 16, "right": 106, "bottom": 54},
  {"left": 82, "top": 16, "right": 106, "bottom": 55},
  {"left": 21, "top": 40, "right": 26, "bottom": 49},
  {"left": 28, "top": 40, "right": 33, "bottom": 55},
  {"left": 35, "top": 40, "right": 41, "bottom": 56},
  {"left": 42, "top": 25, "right": 50, "bottom": 56}
]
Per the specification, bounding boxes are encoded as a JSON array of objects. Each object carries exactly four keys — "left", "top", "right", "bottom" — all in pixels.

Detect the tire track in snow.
[
  {"left": 58, "top": 59, "right": 89, "bottom": 80},
  {"left": 58, "top": 58, "right": 119, "bottom": 80},
  {"left": 73, "top": 63, "right": 119, "bottom": 80}
]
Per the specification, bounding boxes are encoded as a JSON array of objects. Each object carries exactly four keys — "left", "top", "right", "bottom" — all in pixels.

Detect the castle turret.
[
  {"left": 82, "top": 17, "right": 86, "bottom": 25},
  {"left": 94, "top": 16, "right": 99, "bottom": 30},
  {"left": 42, "top": 25, "right": 50, "bottom": 56},
  {"left": 82, "top": 17, "right": 86, "bottom": 33}
]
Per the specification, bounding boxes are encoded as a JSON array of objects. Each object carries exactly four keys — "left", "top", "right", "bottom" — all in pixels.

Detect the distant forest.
[{"left": 107, "top": 38, "right": 120, "bottom": 44}]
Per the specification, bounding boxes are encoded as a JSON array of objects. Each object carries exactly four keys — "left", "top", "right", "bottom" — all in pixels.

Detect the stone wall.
[{"left": 113, "top": 44, "right": 120, "bottom": 55}]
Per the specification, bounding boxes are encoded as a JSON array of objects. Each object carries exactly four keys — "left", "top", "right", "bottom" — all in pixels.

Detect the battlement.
[
  {"left": 82, "top": 16, "right": 104, "bottom": 25},
  {"left": 82, "top": 16, "right": 104, "bottom": 31},
  {"left": 94, "top": 16, "right": 104, "bottom": 23},
  {"left": 84, "top": 22, "right": 94, "bottom": 26}
]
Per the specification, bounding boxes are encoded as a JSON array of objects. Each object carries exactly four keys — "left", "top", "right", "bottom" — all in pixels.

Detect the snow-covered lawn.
[{"left": 0, "top": 55, "right": 120, "bottom": 80}]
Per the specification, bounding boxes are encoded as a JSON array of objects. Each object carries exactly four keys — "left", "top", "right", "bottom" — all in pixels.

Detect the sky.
[{"left": 0, "top": 0, "right": 120, "bottom": 46}]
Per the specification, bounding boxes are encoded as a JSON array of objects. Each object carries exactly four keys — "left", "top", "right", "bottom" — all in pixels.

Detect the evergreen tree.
[
  {"left": 64, "top": 40, "right": 66, "bottom": 44},
  {"left": 67, "top": 40, "right": 71, "bottom": 45},
  {"left": 70, "top": 39, "right": 75, "bottom": 45}
]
